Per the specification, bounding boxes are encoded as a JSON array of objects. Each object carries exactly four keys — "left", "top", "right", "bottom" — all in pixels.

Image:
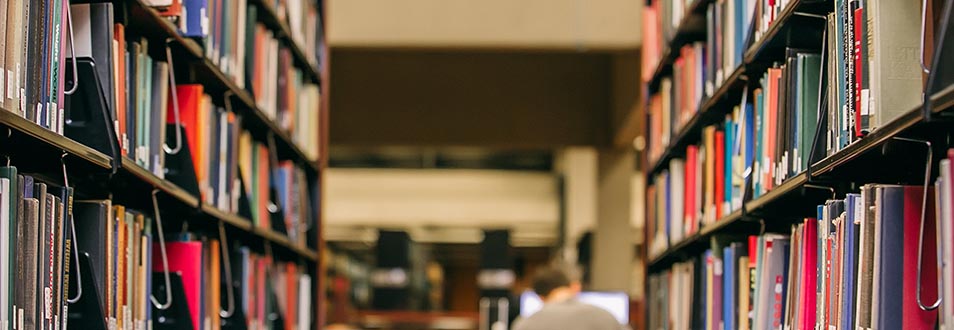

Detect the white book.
[
  {"left": 669, "top": 159, "right": 685, "bottom": 244},
  {"left": 298, "top": 274, "right": 312, "bottom": 330}
]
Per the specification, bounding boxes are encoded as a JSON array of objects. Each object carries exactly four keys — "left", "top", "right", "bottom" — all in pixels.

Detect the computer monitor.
[{"left": 519, "top": 291, "right": 630, "bottom": 324}]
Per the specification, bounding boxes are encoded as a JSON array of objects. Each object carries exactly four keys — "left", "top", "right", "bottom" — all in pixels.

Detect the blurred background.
[{"left": 322, "top": 1, "right": 646, "bottom": 329}]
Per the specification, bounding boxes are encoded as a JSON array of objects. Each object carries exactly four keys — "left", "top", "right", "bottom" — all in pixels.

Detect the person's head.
[{"left": 531, "top": 265, "right": 582, "bottom": 303}]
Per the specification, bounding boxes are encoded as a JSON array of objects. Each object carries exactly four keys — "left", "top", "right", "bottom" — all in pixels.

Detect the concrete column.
[
  {"left": 590, "top": 148, "right": 636, "bottom": 292},
  {"left": 554, "top": 147, "right": 598, "bottom": 263}
]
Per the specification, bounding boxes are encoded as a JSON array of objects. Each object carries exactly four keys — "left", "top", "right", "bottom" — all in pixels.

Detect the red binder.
[
  {"left": 903, "top": 186, "right": 938, "bottom": 329},
  {"left": 152, "top": 241, "right": 203, "bottom": 330}
]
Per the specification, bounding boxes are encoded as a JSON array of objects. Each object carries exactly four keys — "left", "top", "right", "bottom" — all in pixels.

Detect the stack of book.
[
  {"left": 648, "top": 174, "right": 954, "bottom": 329},
  {"left": 641, "top": 0, "right": 698, "bottom": 79},
  {"left": 157, "top": 238, "right": 313, "bottom": 330},
  {"left": 647, "top": 45, "right": 825, "bottom": 256},
  {"left": 647, "top": 42, "right": 706, "bottom": 162},
  {"left": 0, "top": 168, "right": 75, "bottom": 330},
  {"left": 705, "top": 0, "right": 753, "bottom": 95},
  {"left": 0, "top": 0, "right": 326, "bottom": 328},
  {"left": 822, "top": 0, "right": 923, "bottom": 156},
  {"left": 751, "top": 50, "right": 822, "bottom": 197},
  {"left": 0, "top": 0, "right": 70, "bottom": 132},
  {"left": 750, "top": 0, "right": 794, "bottom": 46},
  {"left": 146, "top": 0, "right": 323, "bottom": 162}
]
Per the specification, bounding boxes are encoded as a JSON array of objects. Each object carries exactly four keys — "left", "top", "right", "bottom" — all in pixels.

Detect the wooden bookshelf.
[
  {"left": 127, "top": 0, "right": 322, "bottom": 172},
  {"left": 248, "top": 0, "right": 323, "bottom": 84}
]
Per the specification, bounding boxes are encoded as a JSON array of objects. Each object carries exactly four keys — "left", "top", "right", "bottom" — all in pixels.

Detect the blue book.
[
  {"left": 842, "top": 194, "right": 861, "bottom": 330},
  {"left": 182, "top": 0, "right": 209, "bottom": 38},
  {"left": 877, "top": 186, "right": 904, "bottom": 329},
  {"left": 744, "top": 103, "right": 754, "bottom": 170},
  {"left": 704, "top": 250, "right": 713, "bottom": 327},
  {"left": 723, "top": 245, "right": 737, "bottom": 330}
]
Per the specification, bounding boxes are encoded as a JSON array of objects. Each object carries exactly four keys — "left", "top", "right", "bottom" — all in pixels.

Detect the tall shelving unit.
[
  {"left": 0, "top": 0, "right": 330, "bottom": 328},
  {"left": 641, "top": 0, "right": 954, "bottom": 323}
]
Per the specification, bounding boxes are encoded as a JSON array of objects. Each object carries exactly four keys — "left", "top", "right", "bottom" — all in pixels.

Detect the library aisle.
[{"left": 2, "top": 0, "right": 953, "bottom": 329}]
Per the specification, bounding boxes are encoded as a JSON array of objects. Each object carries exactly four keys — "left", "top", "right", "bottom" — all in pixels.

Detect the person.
[{"left": 512, "top": 265, "right": 624, "bottom": 330}]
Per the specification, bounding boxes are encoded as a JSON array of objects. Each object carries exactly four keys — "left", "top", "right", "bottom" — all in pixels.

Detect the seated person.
[{"left": 513, "top": 265, "right": 623, "bottom": 330}]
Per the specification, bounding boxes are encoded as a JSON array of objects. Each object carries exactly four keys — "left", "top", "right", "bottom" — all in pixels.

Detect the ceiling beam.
[{"left": 327, "top": 0, "right": 643, "bottom": 51}]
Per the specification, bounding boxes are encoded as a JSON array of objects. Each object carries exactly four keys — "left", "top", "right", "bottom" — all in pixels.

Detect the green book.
[{"left": 798, "top": 53, "right": 822, "bottom": 171}]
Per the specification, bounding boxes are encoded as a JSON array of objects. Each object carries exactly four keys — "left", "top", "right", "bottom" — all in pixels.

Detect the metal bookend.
[
  {"left": 150, "top": 189, "right": 174, "bottom": 310},
  {"left": 163, "top": 39, "right": 183, "bottom": 155}
]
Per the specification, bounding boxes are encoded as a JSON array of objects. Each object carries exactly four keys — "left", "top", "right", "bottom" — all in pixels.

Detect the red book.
[
  {"left": 685, "top": 145, "right": 698, "bottom": 233},
  {"left": 799, "top": 219, "right": 818, "bottom": 330},
  {"left": 152, "top": 241, "right": 203, "bottom": 330},
  {"left": 167, "top": 85, "right": 203, "bottom": 150},
  {"left": 853, "top": 7, "right": 864, "bottom": 137},
  {"left": 714, "top": 131, "right": 725, "bottom": 219},
  {"left": 903, "top": 186, "right": 938, "bottom": 329}
]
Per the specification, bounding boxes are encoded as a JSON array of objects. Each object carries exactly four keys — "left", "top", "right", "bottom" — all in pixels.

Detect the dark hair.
[{"left": 531, "top": 267, "right": 572, "bottom": 297}]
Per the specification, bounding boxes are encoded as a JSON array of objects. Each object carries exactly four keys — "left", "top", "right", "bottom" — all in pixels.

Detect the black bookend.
[
  {"left": 237, "top": 170, "right": 254, "bottom": 221},
  {"left": 221, "top": 244, "right": 249, "bottom": 330},
  {"left": 164, "top": 124, "right": 201, "bottom": 197},
  {"left": 152, "top": 272, "right": 195, "bottom": 330},
  {"left": 64, "top": 58, "right": 121, "bottom": 170},
  {"left": 67, "top": 252, "right": 108, "bottom": 330}
]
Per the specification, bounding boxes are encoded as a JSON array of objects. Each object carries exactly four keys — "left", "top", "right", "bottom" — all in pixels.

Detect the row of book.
[
  {"left": 641, "top": 0, "right": 757, "bottom": 86},
  {"left": 645, "top": 0, "right": 934, "bottom": 171},
  {"left": 648, "top": 48, "right": 823, "bottom": 257},
  {"left": 0, "top": 167, "right": 312, "bottom": 330},
  {"left": 641, "top": 0, "right": 696, "bottom": 79},
  {"left": 649, "top": 150, "right": 954, "bottom": 329},
  {"left": 647, "top": 43, "right": 705, "bottom": 162},
  {"left": 705, "top": 0, "right": 750, "bottom": 96},
  {"left": 0, "top": 1, "right": 322, "bottom": 164},
  {"left": 146, "top": 0, "right": 323, "bottom": 161},
  {"left": 0, "top": 0, "right": 69, "bottom": 132},
  {"left": 66, "top": 3, "right": 321, "bottom": 243},
  {"left": 0, "top": 167, "right": 73, "bottom": 330},
  {"left": 822, "top": 0, "right": 924, "bottom": 156},
  {"left": 162, "top": 235, "right": 313, "bottom": 330},
  {"left": 176, "top": 84, "right": 315, "bottom": 244}
]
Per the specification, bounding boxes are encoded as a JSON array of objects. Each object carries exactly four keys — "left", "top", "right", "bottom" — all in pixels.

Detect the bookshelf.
[
  {"left": 646, "top": 75, "right": 954, "bottom": 272},
  {"left": 0, "top": 0, "right": 329, "bottom": 328},
  {"left": 643, "top": 0, "right": 954, "bottom": 327}
]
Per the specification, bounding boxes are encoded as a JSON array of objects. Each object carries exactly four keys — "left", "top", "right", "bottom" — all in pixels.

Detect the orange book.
[
  {"left": 286, "top": 264, "right": 298, "bottom": 329},
  {"left": 209, "top": 240, "right": 222, "bottom": 329},
  {"left": 153, "top": 0, "right": 183, "bottom": 17},
  {"left": 168, "top": 84, "right": 206, "bottom": 192},
  {"left": 116, "top": 209, "right": 126, "bottom": 328},
  {"left": 114, "top": 24, "right": 127, "bottom": 156}
]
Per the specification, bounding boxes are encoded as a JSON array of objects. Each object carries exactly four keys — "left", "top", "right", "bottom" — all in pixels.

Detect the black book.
[{"left": 73, "top": 200, "right": 110, "bottom": 311}]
